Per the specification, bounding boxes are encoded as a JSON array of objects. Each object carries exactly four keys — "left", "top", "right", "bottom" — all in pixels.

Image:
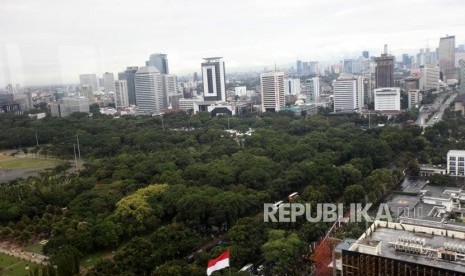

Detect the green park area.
[{"left": 0, "top": 253, "right": 41, "bottom": 276}]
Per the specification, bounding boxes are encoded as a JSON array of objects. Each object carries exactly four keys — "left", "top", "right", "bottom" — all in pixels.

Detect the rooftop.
[
  {"left": 448, "top": 149, "right": 465, "bottom": 155},
  {"left": 348, "top": 221, "right": 465, "bottom": 272}
]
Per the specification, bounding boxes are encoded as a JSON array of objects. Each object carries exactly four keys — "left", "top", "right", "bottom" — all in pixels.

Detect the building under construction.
[{"left": 341, "top": 219, "right": 465, "bottom": 275}]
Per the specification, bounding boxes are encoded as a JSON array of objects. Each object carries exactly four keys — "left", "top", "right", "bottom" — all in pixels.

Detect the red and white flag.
[{"left": 207, "top": 250, "right": 230, "bottom": 275}]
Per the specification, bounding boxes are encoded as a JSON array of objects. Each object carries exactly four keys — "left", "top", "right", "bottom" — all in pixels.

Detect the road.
[{"left": 415, "top": 91, "right": 457, "bottom": 127}]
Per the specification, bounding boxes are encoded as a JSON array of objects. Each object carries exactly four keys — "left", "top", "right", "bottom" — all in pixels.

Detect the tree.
[
  {"left": 228, "top": 217, "right": 267, "bottom": 267},
  {"left": 112, "top": 184, "right": 168, "bottom": 236},
  {"left": 343, "top": 184, "right": 366, "bottom": 206},
  {"left": 114, "top": 237, "right": 154, "bottom": 275},
  {"left": 262, "top": 230, "right": 303, "bottom": 275},
  {"left": 407, "top": 159, "right": 420, "bottom": 177},
  {"left": 86, "top": 260, "right": 121, "bottom": 276}
]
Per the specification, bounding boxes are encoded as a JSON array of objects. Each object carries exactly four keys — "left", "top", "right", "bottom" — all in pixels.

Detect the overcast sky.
[{"left": 1, "top": 0, "right": 464, "bottom": 86}]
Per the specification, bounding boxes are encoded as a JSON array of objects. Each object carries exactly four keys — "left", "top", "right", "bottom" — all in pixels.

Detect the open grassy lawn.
[
  {"left": 0, "top": 151, "right": 58, "bottom": 170},
  {"left": 0, "top": 253, "right": 41, "bottom": 276},
  {"left": 24, "top": 243, "right": 43, "bottom": 255},
  {"left": 0, "top": 158, "right": 57, "bottom": 170}
]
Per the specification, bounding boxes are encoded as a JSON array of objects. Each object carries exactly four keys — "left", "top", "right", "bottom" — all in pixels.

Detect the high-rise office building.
[
  {"left": 296, "top": 60, "right": 302, "bottom": 76},
  {"left": 302, "top": 62, "right": 309, "bottom": 75},
  {"left": 421, "top": 65, "right": 440, "bottom": 91},
  {"left": 439, "top": 35, "right": 456, "bottom": 81},
  {"left": 162, "top": 74, "right": 178, "bottom": 109},
  {"left": 408, "top": 89, "right": 422, "bottom": 109},
  {"left": 201, "top": 57, "right": 226, "bottom": 101},
  {"left": 146, "top": 53, "right": 169, "bottom": 74},
  {"left": 343, "top": 59, "right": 354, "bottom": 74},
  {"left": 362, "top": 51, "right": 369, "bottom": 59},
  {"left": 134, "top": 66, "right": 164, "bottom": 115},
  {"left": 308, "top": 61, "right": 319, "bottom": 75},
  {"left": 115, "top": 80, "right": 129, "bottom": 108},
  {"left": 374, "top": 54, "right": 395, "bottom": 88},
  {"left": 459, "top": 59, "right": 465, "bottom": 94},
  {"left": 80, "top": 85, "right": 94, "bottom": 102},
  {"left": 103, "top": 72, "right": 115, "bottom": 97},
  {"left": 79, "top": 74, "right": 98, "bottom": 92},
  {"left": 333, "top": 76, "right": 364, "bottom": 113},
  {"left": 374, "top": 87, "right": 400, "bottom": 111},
  {"left": 363, "top": 75, "right": 374, "bottom": 105},
  {"left": 260, "top": 72, "right": 285, "bottom": 112},
  {"left": 284, "top": 78, "right": 301, "bottom": 95},
  {"left": 402, "top": 54, "right": 412, "bottom": 66},
  {"left": 119, "top": 66, "right": 138, "bottom": 105},
  {"left": 303, "top": 77, "right": 320, "bottom": 102}
]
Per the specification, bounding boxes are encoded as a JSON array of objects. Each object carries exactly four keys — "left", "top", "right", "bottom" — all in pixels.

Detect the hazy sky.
[{"left": 1, "top": 0, "right": 464, "bottom": 86}]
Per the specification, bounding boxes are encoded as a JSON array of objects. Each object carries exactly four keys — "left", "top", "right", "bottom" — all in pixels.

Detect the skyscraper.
[
  {"left": 134, "top": 66, "right": 164, "bottom": 115},
  {"left": 201, "top": 57, "right": 226, "bottom": 101},
  {"left": 333, "top": 76, "right": 364, "bottom": 113},
  {"left": 115, "top": 80, "right": 129, "bottom": 108},
  {"left": 439, "top": 35, "right": 456, "bottom": 81},
  {"left": 119, "top": 66, "right": 138, "bottom": 105},
  {"left": 362, "top": 51, "right": 369, "bottom": 59},
  {"left": 260, "top": 72, "right": 285, "bottom": 112},
  {"left": 284, "top": 78, "right": 301, "bottom": 95},
  {"left": 146, "top": 53, "right": 169, "bottom": 74},
  {"left": 302, "top": 62, "right": 309, "bottom": 75},
  {"left": 459, "top": 59, "right": 465, "bottom": 94},
  {"left": 103, "top": 72, "right": 115, "bottom": 97},
  {"left": 421, "top": 65, "right": 440, "bottom": 91},
  {"left": 79, "top": 74, "right": 98, "bottom": 93},
  {"left": 303, "top": 77, "right": 320, "bottom": 102},
  {"left": 162, "top": 74, "right": 178, "bottom": 108},
  {"left": 374, "top": 54, "right": 395, "bottom": 88},
  {"left": 296, "top": 60, "right": 302, "bottom": 76}
]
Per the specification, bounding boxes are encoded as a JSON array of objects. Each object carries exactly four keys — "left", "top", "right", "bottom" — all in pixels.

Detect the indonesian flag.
[{"left": 207, "top": 250, "right": 230, "bottom": 275}]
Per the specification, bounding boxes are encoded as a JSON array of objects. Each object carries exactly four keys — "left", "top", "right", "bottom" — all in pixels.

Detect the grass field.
[
  {"left": 0, "top": 159, "right": 57, "bottom": 170},
  {"left": 0, "top": 253, "right": 41, "bottom": 276},
  {"left": 24, "top": 243, "right": 43, "bottom": 255},
  {"left": 0, "top": 151, "right": 57, "bottom": 170}
]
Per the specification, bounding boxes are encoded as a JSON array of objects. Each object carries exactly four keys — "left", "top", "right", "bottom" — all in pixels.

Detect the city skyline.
[{"left": 1, "top": 0, "right": 465, "bottom": 86}]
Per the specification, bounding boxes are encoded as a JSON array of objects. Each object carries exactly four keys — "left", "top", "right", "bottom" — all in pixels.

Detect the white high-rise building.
[
  {"left": 421, "top": 65, "right": 440, "bottom": 91},
  {"left": 234, "top": 86, "right": 247, "bottom": 97},
  {"left": 79, "top": 74, "right": 98, "bottom": 92},
  {"left": 460, "top": 59, "right": 465, "bottom": 94},
  {"left": 134, "top": 66, "right": 164, "bottom": 115},
  {"left": 303, "top": 77, "right": 320, "bottom": 102},
  {"left": 115, "top": 80, "right": 129, "bottom": 108},
  {"left": 201, "top": 57, "right": 226, "bottom": 101},
  {"left": 374, "top": 87, "right": 401, "bottom": 111},
  {"left": 103, "top": 72, "right": 116, "bottom": 96},
  {"left": 260, "top": 72, "right": 285, "bottom": 112},
  {"left": 333, "top": 76, "right": 364, "bottom": 113},
  {"left": 408, "top": 89, "right": 422, "bottom": 110},
  {"left": 162, "top": 74, "right": 178, "bottom": 108},
  {"left": 284, "top": 78, "right": 301, "bottom": 95}
]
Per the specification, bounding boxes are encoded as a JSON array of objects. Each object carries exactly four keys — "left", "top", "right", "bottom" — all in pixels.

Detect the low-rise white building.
[
  {"left": 447, "top": 150, "right": 465, "bottom": 176},
  {"left": 374, "top": 87, "right": 400, "bottom": 111}
]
